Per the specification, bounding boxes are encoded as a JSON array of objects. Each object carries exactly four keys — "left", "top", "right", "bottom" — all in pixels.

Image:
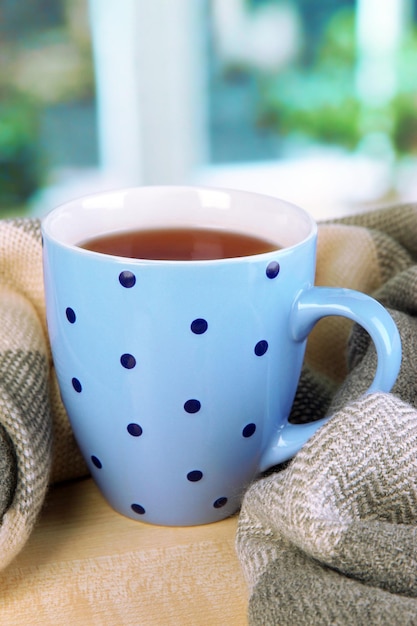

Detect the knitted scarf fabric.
[
  {"left": 236, "top": 204, "right": 417, "bottom": 625},
  {"left": 0, "top": 219, "right": 86, "bottom": 570}
]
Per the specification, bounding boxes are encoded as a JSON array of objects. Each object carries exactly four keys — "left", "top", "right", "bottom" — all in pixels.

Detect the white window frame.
[{"left": 88, "top": 0, "right": 208, "bottom": 187}]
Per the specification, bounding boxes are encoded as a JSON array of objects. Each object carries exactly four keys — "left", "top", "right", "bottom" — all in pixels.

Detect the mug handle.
[{"left": 259, "top": 286, "right": 402, "bottom": 470}]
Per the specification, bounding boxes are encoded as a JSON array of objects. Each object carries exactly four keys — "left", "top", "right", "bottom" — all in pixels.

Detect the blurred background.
[{"left": 1, "top": 0, "right": 417, "bottom": 220}]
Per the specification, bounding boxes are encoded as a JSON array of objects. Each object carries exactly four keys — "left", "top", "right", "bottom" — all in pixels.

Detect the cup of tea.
[{"left": 42, "top": 186, "right": 401, "bottom": 526}]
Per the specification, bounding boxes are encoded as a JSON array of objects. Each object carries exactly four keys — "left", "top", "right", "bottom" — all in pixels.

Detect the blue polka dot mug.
[{"left": 42, "top": 186, "right": 401, "bottom": 526}]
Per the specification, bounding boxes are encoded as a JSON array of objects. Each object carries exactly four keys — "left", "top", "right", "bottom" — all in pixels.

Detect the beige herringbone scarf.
[
  {"left": 0, "top": 219, "right": 86, "bottom": 570},
  {"left": 237, "top": 204, "right": 417, "bottom": 625}
]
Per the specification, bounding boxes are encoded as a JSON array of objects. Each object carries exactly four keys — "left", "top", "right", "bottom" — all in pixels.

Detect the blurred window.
[
  {"left": 0, "top": 0, "right": 97, "bottom": 212},
  {"left": 204, "top": 0, "right": 417, "bottom": 215},
  {"left": 1, "top": 0, "right": 417, "bottom": 218}
]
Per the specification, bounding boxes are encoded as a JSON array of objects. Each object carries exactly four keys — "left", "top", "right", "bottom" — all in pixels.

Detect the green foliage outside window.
[
  {"left": 257, "top": 7, "right": 417, "bottom": 156},
  {"left": 0, "top": 94, "right": 42, "bottom": 209},
  {"left": 0, "top": 0, "right": 94, "bottom": 211}
]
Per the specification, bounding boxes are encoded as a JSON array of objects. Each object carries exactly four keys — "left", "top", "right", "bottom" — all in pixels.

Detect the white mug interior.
[{"left": 42, "top": 185, "right": 316, "bottom": 256}]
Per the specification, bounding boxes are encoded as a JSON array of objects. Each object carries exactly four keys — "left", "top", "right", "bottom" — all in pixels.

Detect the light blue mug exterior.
[{"left": 42, "top": 186, "right": 402, "bottom": 526}]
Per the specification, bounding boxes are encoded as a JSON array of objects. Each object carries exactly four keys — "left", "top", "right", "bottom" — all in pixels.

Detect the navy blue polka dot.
[
  {"left": 184, "top": 399, "right": 201, "bottom": 414},
  {"left": 121, "top": 353, "right": 136, "bottom": 369},
  {"left": 72, "top": 377, "right": 82, "bottom": 393},
  {"left": 66, "top": 307, "right": 76, "bottom": 323},
  {"left": 187, "top": 470, "right": 203, "bottom": 482},
  {"left": 91, "top": 455, "right": 102, "bottom": 469},
  {"left": 254, "top": 340, "right": 268, "bottom": 356},
  {"left": 191, "top": 318, "right": 208, "bottom": 334},
  {"left": 266, "top": 261, "right": 280, "bottom": 279},
  {"left": 242, "top": 423, "right": 257, "bottom": 438},
  {"left": 213, "top": 497, "right": 228, "bottom": 509},
  {"left": 131, "top": 503, "right": 146, "bottom": 515},
  {"left": 127, "top": 423, "right": 143, "bottom": 437},
  {"left": 119, "top": 271, "right": 136, "bottom": 288}
]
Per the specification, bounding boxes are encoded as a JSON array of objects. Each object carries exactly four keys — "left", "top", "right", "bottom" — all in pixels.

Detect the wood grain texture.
[{"left": 0, "top": 478, "right": 248, "bottom": 625}]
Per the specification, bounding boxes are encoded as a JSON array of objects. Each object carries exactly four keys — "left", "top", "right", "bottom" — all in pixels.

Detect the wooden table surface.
[{"left": 0, "top": 477, "right": 248, "bottom": 625}]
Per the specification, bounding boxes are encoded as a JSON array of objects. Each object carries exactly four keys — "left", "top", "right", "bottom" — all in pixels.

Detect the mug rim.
[{"left": 41, "top": 185, "right": 317, "bottom": 265}]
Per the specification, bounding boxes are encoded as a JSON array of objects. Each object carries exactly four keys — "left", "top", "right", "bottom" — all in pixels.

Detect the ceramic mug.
[{"left": 42, "top": 186, "right": 401, "bottom": 526}]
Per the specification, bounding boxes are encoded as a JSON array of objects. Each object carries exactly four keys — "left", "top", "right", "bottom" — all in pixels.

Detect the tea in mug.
[{"left": 80, "top": 227, "right": 279, "bottom": 261}]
